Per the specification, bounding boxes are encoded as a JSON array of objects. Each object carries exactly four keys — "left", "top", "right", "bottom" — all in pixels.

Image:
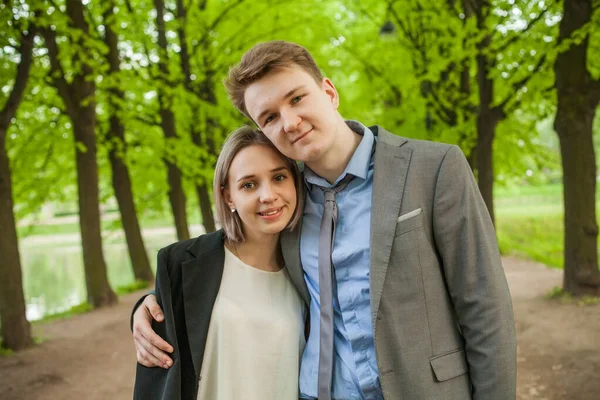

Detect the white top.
[{"left": 196, "top": 247, "right": 306, "bottom": 400}]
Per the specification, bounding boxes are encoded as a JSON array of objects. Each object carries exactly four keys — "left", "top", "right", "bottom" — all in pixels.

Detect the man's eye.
[
  {"left": 291, "top": 95, "right": 302, "bottom": 104},
  {"left": 264, "top": 115, "right": 275, "bottom": 125}
]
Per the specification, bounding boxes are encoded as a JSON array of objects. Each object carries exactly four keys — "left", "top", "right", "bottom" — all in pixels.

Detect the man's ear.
[{"left": 322, "top": 77, "right": 340, "bottom": 109}]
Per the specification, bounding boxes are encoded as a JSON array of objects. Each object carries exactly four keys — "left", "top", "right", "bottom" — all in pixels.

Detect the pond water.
[{"left": 20, "top": 225, "right": 205, "bottom": 321}]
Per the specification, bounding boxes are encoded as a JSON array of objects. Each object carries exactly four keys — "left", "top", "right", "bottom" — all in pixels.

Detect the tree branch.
[
  {"left": 427, "top": 83, "right": 456, "bottom": 125},
  {"left": 493, "top": 7, "right": 550, "bottom": 54},
  {"left": 132, "top": 115, "right": 161, "bottom": 127},
  {"left": 351, "top": 0, "right": 385, "bottom": 30},
  {"left": 191, "top": 0, "right": 246, "bottom": 54},
  {"left": 0, "top": 26, "right": 36, "bottom": 133},
  {"left": 496, "top": 54, "right": 547, "bottom": 114},
  {"left": 207, "top": 0, "right": 245, "bottom": 32},
  {"left": 388, "top": 4, "right": 418, "bottom": 46},
  {"left": 40, "top": 27, "right": 75, "bottom": 113}
]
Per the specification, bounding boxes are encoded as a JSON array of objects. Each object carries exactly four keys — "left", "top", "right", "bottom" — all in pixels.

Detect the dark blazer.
[{"left": 133, "top": 230, "right": 226, "bottom": 400}]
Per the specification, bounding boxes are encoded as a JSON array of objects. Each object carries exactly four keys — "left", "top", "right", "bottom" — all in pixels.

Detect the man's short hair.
[
  {"left": 224, "top": 40, "right": 323, "bottom": 119},
  {"left": 213, "top": 126, "right": 304, "bottom": 242}
]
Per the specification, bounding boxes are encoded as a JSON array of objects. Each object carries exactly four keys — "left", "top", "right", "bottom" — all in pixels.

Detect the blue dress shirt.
[{"left": 299, "top": 121, "right": 384, "bottom": 399}]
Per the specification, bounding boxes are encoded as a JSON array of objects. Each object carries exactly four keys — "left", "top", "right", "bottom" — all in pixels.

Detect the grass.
[
  {"left": 115, "top": 280, "right": 151, "bottom": 295},
  {"left": 545, "top": 286, "right": 600, "bottom": 306},
  {"left": 17, "top": 208, "right": 203, "bottom": 238},
  {"left": 496, "top": 214, "right": 564, "bottom": 268},
  {"left": 18, "top": 215, "right": 179, "bottom": 237},
  {"left": 0, "top": 340, "right": 13, "bottom": 357},
  {"left": 32, "top": 302, "right": 94, "bottom": 324},
  {"left": 1, "top": 284, "right": 152, "bottom": 356},
  {"left": 495, "top": 183, "right": 600, "bottom": 269}
]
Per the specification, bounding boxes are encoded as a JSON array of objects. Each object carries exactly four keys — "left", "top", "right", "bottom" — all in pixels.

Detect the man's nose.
[{"left": 281, "top": 108, "right": 301, "bottom": 132}]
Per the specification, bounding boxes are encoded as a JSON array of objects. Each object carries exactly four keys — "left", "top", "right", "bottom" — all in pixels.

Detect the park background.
[{"left": 1, "top": 0, "right": 599, "bottom": 399}]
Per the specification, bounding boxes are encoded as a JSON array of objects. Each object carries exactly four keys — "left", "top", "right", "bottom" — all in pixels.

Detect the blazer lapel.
[
  {"left": 369, "top": 126, "right": 411, "bottom": 334},
  {"left": 181, "top": 232, "right": 225, "bottom": 378},
  {"left": 281, "top": 178, "right": 310, "bottom": 305}
]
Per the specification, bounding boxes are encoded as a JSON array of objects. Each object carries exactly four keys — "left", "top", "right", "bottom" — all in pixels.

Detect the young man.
[{"left": 132, "top": 41, "right": 517, "bottom": 399}]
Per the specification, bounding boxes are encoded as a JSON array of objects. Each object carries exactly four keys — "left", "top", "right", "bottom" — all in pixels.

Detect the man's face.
[{"left": 244, "top": 66, "right": 341, "bottom": 164}]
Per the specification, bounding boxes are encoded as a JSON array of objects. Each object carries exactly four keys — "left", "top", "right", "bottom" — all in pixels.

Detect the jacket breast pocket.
[
  {"left": 394, "top": 209, "right": 424, "bottom": 237},
  {"left": 429, "top": 348, "right": 469, "bottom": 382}
]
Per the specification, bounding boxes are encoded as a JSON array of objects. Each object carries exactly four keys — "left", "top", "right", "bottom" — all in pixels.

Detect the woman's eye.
[
  {"left": 274, "top": 174, "right": 286, "bottom": 182},
  {"left": 242, "top": 182, "right": 255, "bottom": 189}
]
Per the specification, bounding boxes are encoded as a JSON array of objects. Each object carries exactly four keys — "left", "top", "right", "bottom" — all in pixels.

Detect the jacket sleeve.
[
  {"left": 432, "top": 145, "right": 517, "bottom": 400},
  {"left": 133, "top": 246, "right": 183, "bottom": 400}
]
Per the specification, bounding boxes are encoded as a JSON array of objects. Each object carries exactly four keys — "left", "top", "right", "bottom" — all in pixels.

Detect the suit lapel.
[
  {"left": 281, "top": 180, "right": 310, "bottom": 305},
  {"left": 369, "top": 126, "right": 411, "bottom": 334},
  {"left": 281, "top": 227, "right": 310, "bottom": 305},
  {"left": 181, "top": 232, "right": 225, "bottom": 378}
]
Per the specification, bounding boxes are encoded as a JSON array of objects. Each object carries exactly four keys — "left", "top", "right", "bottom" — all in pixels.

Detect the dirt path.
[{"left": 1, "top": 257, "right": 598, "bottom": 400}]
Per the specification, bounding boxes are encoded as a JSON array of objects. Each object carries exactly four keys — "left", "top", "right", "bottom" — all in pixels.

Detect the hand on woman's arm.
[{"left": 132, "top": 294, "right": 174, "bottom": 369}]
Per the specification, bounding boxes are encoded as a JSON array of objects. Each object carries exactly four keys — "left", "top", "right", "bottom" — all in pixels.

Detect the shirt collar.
[{"left": 304, "top": 120, "right": 375, "bottom": 188}]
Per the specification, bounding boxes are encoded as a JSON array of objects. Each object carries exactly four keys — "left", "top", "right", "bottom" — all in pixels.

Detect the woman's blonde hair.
[{"left": 213, "top": 126, "right": 304, "bottom": 242}]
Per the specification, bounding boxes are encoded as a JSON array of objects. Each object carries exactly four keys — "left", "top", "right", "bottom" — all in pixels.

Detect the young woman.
[{"left": 133, "top": 126, "right": 306, "bottom": 400}]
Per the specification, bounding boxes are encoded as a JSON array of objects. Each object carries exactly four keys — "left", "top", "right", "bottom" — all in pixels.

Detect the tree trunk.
[
  {"left": 165, "top": 155, "right": 191, "bottom": 240},
  {"left": 476, "top": 110, "right": 498, "bottom": 224},
  {"left": 474, "top": 2, "right": 500, "bottom": 225},
  {"left": 107, "top": 115, "right": 154, "bottom": 282},
  {"left": 0, "top": 140, "right": 33, "bottom": 350},
  {"left": 461, "top": 0, "right": 476, "bottom": 172},
  {"left": 42, "top": 0, "right": 117, "bottom": 308},
  {"left": 0, "top": 144, "right": 33, "bottom": 351},
  {"left": 175, "top": 0, "right": 216, "bottom": 233},
  {"left": 0, "top": 27, "right": 36, "bottom": 351},
  {"left": 74, "top": 116, "right": 118, "bottom": 307},
  {"left": 195, "top": 182, "right": 215, "bottom": 232},
  {"left": 103, "top": 4, "right": 153, "bottom": 282},
  {"left": 554, "top": 0, "right": 600, "bottom": 296},
  {"left": 155, "top": 0, "right": 190, "bottom": 241}
]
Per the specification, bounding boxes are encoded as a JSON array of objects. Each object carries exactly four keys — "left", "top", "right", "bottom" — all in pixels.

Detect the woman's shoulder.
[{"left": 159, "top": 229, "right": 225, "bottom": 262}]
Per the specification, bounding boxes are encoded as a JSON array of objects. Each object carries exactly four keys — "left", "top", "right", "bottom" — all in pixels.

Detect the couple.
[{"left": 132, "top": 41, "right": 517, "bottom": 400}]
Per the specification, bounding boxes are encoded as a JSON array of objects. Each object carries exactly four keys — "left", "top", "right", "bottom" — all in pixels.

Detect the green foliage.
[
  {"left": 545, "top": 286, "right": 565, "bottom": 299},
  {"left": 497, "top": 214, "right": 564, "bottom": 268},
  {"left": 4, "top": 1, "right": 600, "bottom": 323},
  {"left": 545, "top": 286, "right": 600, "bottom": 305},
  {"left": 5, "top": 0, "right": 580, "bottom": 228},
  {"left": 495, "top": 180, "right": 600, "bottom": 269},
  {"left": 115, "top": 279, "right": 151, "bottom": 295},
  {"left": 33, "top": 302, "right": 93, "bottom": 324},
  {"left": 0, "top": 338, "right": 14, "bottom": 356}
]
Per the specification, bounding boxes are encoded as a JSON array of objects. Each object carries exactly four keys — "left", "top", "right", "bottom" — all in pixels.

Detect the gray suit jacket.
[{"left": 280, "top": 126, "right": 517, "bottom": 400}]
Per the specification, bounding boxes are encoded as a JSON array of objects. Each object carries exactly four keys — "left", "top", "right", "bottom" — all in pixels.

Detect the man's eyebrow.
[
  {"left": 256, "top": 86, "right": 306, "bottom": 123},
  {"left": 236, "top": 167, "right": 288, "bottom": 182}
]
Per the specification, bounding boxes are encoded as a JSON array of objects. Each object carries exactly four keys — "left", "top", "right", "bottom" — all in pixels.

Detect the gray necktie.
[{"left": 317, "top": 173, "right": 354, "bottom": 400}]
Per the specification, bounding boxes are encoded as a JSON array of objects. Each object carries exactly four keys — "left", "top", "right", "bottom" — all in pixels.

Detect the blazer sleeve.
[
  {"left": 133, "top": 246, "right": 184, "bottom": 400},
  {"left": 432, "top": 145, "right": 517, "bottom": 400}
]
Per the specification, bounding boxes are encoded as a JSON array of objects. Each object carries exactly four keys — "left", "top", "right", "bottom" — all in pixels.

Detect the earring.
[{"left": 231, "top": 208, "right": 236, "bottom": 213}]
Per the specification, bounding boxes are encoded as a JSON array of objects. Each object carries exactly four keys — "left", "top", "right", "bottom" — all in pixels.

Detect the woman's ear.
[{"left": 222, "top": 186, "right": 234, "bottom": 210}]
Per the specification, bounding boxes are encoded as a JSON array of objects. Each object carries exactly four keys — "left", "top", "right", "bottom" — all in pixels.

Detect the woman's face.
[{"left": 224, "top": 144, "right": 297, "bottom": 241}]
